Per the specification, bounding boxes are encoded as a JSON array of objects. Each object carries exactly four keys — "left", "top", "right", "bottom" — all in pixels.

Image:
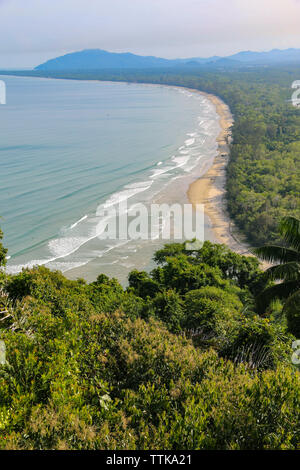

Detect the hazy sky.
[{"left": 1, "top": 0, "right": 300, "bottom": 68}]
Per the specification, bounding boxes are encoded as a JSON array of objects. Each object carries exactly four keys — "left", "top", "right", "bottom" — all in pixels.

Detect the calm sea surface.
[{"left": 0, "top": 76, "right": 220, "bottom": 282}]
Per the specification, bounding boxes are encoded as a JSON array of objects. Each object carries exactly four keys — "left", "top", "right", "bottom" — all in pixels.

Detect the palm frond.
[
  {"left": 253, "top": 245, "right": 300, "bottom": 263},
  {"left": 256, "top": 281, "right": 299, "bottom": 313},
  {"left": 279, "top": 216, "right": 300, "bottom": 252},
  {"left": 265, "top": 262, "right": 300, "bottom": 282}
]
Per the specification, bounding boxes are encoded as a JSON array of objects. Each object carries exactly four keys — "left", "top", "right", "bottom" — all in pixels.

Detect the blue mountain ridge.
[{"left": 35, "top": 48, "right": 300, "bottom": 70}]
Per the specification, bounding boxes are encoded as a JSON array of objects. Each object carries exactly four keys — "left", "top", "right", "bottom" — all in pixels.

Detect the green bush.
[
  {"left": 0, "top": 242, "right": 298, "bottom": 449},
  {"left": 284, "top": 291, "right": 300, "bottom": 338}
]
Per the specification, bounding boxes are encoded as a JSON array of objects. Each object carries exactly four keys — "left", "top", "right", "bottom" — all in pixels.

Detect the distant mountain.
[
  {"left": 35, "top": 48, "right": 300, "bottom": 71},
  {"left": 228, "top": 48, "right": 300, "bottom": 64},
  {"left": 179, "top": 55, "right": 221, "bottom": 64},
  {"left": 207, "top": 57, "right": 240, "bottom": 67},
  {"left": 35, "top": 49, "right": 174, "bottom": 70}
]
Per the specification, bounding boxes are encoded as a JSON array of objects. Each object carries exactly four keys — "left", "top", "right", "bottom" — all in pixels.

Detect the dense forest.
[
  {"left": 0, "top": 223, "right": 299, "bottom": 449},
  {"left": 3, "top": 64, "right": 299, "bottom": 246}
]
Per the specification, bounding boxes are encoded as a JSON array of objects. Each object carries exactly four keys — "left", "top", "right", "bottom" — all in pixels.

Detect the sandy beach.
[{"left": 187, "top": 91, "right": 251, "bottom": 255}]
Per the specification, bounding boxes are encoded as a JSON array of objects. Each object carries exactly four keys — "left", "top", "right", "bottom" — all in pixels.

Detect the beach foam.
[
  {"left": 69, "top": 215, "right": 88, "bottom": 229},
  {"left": 5, "top": 80, "right": 220, "bottom": 278}
]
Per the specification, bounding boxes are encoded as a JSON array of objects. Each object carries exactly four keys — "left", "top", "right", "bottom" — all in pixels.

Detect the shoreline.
[
  {"left": 187, "top": 90, "right": 251, "bottom": 255},
  {"left": 3, "top": 76, "right": 252, "bottom": 283}
]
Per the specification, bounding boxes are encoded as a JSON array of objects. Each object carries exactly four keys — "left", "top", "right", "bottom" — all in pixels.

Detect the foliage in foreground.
[
  {"left": 0, "top": 240, "right": 299, "bottom": 450},
  {"left": 254, "top": 216, "right": 300, "bottom": 336}
]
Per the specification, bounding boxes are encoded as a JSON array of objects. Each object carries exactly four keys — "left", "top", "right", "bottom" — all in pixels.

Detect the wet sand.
[{"left": 187, "top": 91, "right": 251, "bottom": 255}]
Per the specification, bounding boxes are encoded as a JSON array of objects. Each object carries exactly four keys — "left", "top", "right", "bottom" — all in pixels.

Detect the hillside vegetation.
[{"left": 0, "top": 228, "right": 299, "bottom": 450}]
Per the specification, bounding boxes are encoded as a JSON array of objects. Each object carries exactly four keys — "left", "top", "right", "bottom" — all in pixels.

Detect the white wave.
[
  {"left": 125, "top": 181, "right": 153, "bottom": 189},
  {"left": 150, "top": 166, "right": 175, "bottom": 179},
  {"left": 6, "top": 259, "right": 53, "bottom": 275},
  {"left": 179, "top": 90, "right": 193, "bottom": 98},
  {"left": 185, "top": 138, "right": 195, "bottom": 146},
  {"left": 46, "top": 260, "right": 90, "bottom": 273},
  {"left": 6, "top": 86, "right": 220, "bottom": 277},
  {"left": 183, "top": 156, "right": 202, "bottom": 173},
  {"left": 120, "top": 261, "right": 135, "bottom": 268},
  {"left": 69, "top": 215, "right": 88, "bottom": 229},
  {"left": 7, "top": 257, "right": 91, "bottom": 275},
  {"left": 7, "top": 180, "right": 153, "bottom": 274},
  {"left": 48, "top": 236, "right": 88, "bottom": 258},
  {"left": 96, "top": 240, "right": 130, "bottom": 258},
  {"left": 98, "top": 181, "right": 153, "bottom": 211},
  {"left": 98, "top": 260, "right": 119, "bottom": 266},
  {"left": 172, "top": 155, "right": 190, "bottom": 167}
]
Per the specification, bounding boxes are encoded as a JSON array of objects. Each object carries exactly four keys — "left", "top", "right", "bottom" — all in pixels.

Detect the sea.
[{"left": 0, "top": 75, "right": 220, "bottom": 283}]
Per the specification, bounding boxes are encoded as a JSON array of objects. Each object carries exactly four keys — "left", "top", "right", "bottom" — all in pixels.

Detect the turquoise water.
[{"left": 0, "top": 76, "right": 219, "bottom": 281}]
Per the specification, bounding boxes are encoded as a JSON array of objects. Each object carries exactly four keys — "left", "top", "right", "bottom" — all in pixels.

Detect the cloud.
[{"left": 1, "top": 0, "right": 300, "bottom": 67}]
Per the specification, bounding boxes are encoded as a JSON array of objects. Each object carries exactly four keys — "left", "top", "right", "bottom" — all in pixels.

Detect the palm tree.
[{"left": 253, "top": 216, "right": 300, "bottom": 318}]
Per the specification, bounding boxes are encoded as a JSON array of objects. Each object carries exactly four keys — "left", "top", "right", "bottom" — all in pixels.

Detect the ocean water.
[{"left": 0, "top": 76, "right": 220, "bottom": 283}]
